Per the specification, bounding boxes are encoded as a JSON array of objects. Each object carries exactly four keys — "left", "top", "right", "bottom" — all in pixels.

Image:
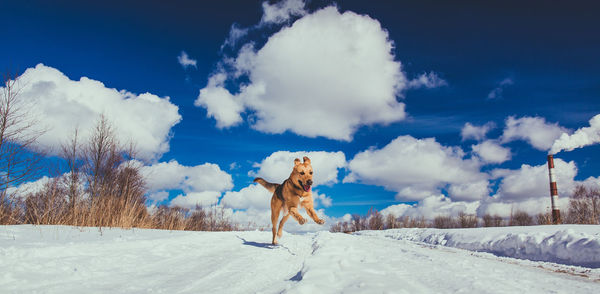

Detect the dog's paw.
[
  {"left": 298, "top": 218, "right": 307, "bottom": 225},
  {"left": 316, "top": 219, "right": 325, "bottom": 225}
]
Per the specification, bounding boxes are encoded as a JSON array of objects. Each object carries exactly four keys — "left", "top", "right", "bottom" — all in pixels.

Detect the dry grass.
[{"left": 0, "top": 116, "right": 241, "bottom": 232}]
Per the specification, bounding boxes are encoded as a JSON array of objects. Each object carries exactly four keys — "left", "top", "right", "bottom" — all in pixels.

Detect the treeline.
[{"left": 331, "top": 185, "right": 600, "bottom": 233}]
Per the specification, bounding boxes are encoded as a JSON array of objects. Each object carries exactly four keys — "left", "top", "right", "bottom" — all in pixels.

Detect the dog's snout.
[{"left": 306, "top": 179, "right": 313, "bottom": 186}]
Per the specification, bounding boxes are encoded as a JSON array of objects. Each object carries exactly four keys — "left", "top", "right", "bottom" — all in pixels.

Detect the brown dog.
[{"left": 254, "top": 156, "right": 325, "bottom": 245}]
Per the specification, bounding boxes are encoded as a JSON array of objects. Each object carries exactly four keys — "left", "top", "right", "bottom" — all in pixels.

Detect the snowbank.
[{"left": 356, "top": 225, "right": 600, "bottom": 268}]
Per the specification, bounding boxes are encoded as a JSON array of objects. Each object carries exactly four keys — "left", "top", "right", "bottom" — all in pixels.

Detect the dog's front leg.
[
  {"left": 306, "top": 206, "right": 325, "bottom": 225},
  {"left": 289, "top": 207, "right": 306, "bottom": 225}
]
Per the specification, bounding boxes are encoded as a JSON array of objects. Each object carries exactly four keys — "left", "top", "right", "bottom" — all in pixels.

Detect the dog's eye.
[
  {"left": 300, "top": 171, "right": 305, "bottom": 175},
  {"left": 310, "top": 171, "right": 313, "bottom": 175}
]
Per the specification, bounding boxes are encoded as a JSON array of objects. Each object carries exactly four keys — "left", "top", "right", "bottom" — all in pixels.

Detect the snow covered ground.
[{"left": 1, "top": 225, "right": 599, "bottom": 293}]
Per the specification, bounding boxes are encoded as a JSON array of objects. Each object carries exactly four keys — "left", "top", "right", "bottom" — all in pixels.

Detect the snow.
[
  {"left": 1, "top": 225, "right": 599, "bottom": 293},
  {"left": 355, "top": 225, "right": 600, "bottom": 268}
]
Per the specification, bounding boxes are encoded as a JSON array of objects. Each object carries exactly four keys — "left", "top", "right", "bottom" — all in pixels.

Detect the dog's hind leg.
[
  {"left": 271, "top": 196, "right": 282, "bottom": 245},
  {"left": 277, "top": 213, "right": 290, "bottom": 238}
]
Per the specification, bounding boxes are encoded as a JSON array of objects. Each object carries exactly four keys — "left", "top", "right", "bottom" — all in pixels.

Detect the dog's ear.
[
  {"left": 294, "top": 158, "right": 301, "bottom": 165},
  {"left": 303, "top": 156, "right": 311, "bottom": 164}
]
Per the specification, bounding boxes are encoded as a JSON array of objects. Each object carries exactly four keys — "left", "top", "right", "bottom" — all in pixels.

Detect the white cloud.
[
  {"left": 476, "top": 197, "right": 569, "bottom": 219},
  {"left": 221, "top": 184, "right": 272, "bottom": 211},
  {"left": 147, "top": 191, "right": 169, "bottom": 203},
  {"left": 141, "top": 160, "right": 233, "bottom": 207},
  {"left": 492, "top": 158, "right": 577, "bottom": 201},
  {"left": 250, "top": 150, "right": 347, "bottom": 186},
  {"left": 222, "top": 23, "right": 250, "bottom": 49},
  {"left": 378, "top": 157, "right": 594, "bottom": 220},
  {"left": 141, "top": 160, "right": 233, "bottom": 194},
  {"left": 345, "top": 135, "right": 489, "bottom": 201},
  {"left": 177, "top": 51, "right": 197, "bottom": 69},
  {"left": 195, "top": 73, "right": 244, "bottom": 128},
  {"left": 170, "top": 191, "right": 221, "bottom": 209},
  {"left": 196, "top": 6, "right": 412, "bottom": 141},
  {"left": 260, "top": 0, "right": 307, "bottom": 25},
  {"left": 312, "top": 191, "right": 333, "bottom": 208},
  {"left": 487, "top": 77, "right": 513, "bottom": 100},
  {"left": 407, "top": 72, "right": 447, "bottom": 89},
  {"left": 15, "top": 64, "right": 181, "bottom": 162},
  {"left": 550, "top": 113, "right": 600, "bottom": 154},
  {"left": 501, "top": 116, "right": 569, "bottom": 151},
  {"left": 6, "top": 176, "right": 51, "bottom": 198},
  {"left": 381, "top": 195, "right": 479, "bottom": 220},
  {"left": 461, "top": 122, "right": 496, "bottom": 142},
  {"left": 471, "top": 140, "right": 511, "bottom": 164}
]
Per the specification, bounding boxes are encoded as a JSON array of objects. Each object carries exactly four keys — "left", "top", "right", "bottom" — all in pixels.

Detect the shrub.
[
  {"left": 458, "top": 212, "right": 478, "bottom": 228},
  {"left": 510, "top": 210, "right": 533, "bottom": 226},
  {"left": 433, "top": 215, "right": 456, "bottom": 229},
  {"left": 482, "top": 214, "right": 504, "bottom": 227}
]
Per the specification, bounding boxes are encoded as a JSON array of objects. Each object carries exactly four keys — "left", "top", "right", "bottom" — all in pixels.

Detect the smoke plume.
[{"left": 550, "top": 114, "right": 600, "bottom": 154}]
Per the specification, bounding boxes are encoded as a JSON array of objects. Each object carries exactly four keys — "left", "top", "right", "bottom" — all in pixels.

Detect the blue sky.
[{"left": 2, "top": 0, "right": 599, "bottom": 228}]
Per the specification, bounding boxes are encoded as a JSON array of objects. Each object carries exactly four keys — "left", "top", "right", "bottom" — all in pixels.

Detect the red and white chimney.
[{"left": 547, "top": 154, "right": 561, "bottom": 224}]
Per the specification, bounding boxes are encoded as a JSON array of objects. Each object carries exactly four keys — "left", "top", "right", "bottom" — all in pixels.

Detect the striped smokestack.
[{"left": 547, "top": 154, "right": 561, "bottom": 224}]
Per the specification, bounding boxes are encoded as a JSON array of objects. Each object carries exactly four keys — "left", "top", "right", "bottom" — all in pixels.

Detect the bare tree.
[
  {"left": 566, "top": 185, "right": 600, "bottom": 224},
  {"left": 0, "top": 73, "right": 46, "bottom": 223},
  {"left": 458, "top": 212, "right": 478, "bottom": 228},
  {"left": 367, "top": 207, "right": 384, "bottom": 230},
  {"left": 83, "top": 115, "right": 122, "bottom": 199},
  {"left": 482, "top": 214, "right": 504, "bottom": 227},
  {"left": 433, "top": 215, "right": 456, "bottom": 229},
  {"left": 510, "top": 210, "right": 533, "bottom": 226}
]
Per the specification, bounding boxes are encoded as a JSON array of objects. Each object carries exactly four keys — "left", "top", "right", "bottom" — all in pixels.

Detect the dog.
[{"left": 254, "top": 156, "right": 325, "bottom": 245}]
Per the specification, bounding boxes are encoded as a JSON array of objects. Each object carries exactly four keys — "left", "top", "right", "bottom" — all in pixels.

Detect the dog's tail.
[{"left": 253, "top": 177, "right": 278, "bottom": 193}]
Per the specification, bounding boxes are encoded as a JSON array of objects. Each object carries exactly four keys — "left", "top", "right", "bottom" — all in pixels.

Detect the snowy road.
[{"left": 1, "top": 225, "right": 599, "bottom": 293}]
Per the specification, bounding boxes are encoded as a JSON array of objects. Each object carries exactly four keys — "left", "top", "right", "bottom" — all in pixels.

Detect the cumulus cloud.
[
  {"left": 461, "top": 122, "right": 496, "bottom": 142},
  {"left": 473, "top": 158, "right": 578, "bottom": 218},
  {"left": 381, "top": 196, "right": 479, "bottom": 220},
  {"left": 140, "top": 160, "right": 233, "bottom": 207},
  {"left": 141, "top": 160, "right": 233, "bottom": 194},
  {"left": 377, "top": 157, "right": 594, "bottom": 219},
  {"left": 250, "top": 150, "right": 347, "bottom": 186},
  {"left": 345, "top": 135, "right": 489, "bottom": 201},
  {"left": 477, "top": 196, "right": 569, "bottom": 219},
  {"left": 492, "top": 158, "right": 577, "bottom": 201},
  {"left": 471, "top": 140, "right": 511, "bottom": 164},
  {"left": 6, "top": 176, "right": 51, "bottom": 198},
  {"left": 196, "top": 6, "right": 415, "bottom": 141},
  {"left": 501, "top": 116, "right": 569, "bottom": 151},
  {"left": 550, "top": 113, "right": 600, "bottom": 154},
  {"left": 487, "top": 77, "right": 513, "bottom": 100},
  {"left": 14, "top": 64, "right": 181, "bottom": 162},
  {"left": 177, "top": 51, "right": 197, "bottom": 69},
  {"left": 260, "top": 0, "right": 307, "bottom": 25},
  {"left": 221, "top": 184, "right": 272, "bottom": 211},
  {"left": 195, "top": 73, "right": 244, "bottom": 128},
  {"left": 407, "top": 72, "right": 447, "bottom": 89},
  {"left": 170, "top": 191, "right": 222, "bottom": 209}
]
